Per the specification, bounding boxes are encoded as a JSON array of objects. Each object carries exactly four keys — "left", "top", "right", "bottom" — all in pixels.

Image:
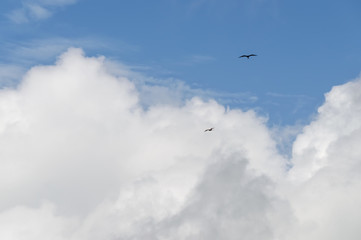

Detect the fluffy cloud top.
[{"left": 0, "top": 48, "right": 360, "bottom": 240}]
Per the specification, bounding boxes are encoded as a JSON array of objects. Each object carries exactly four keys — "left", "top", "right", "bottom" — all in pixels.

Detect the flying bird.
[
  {"left": 204, "top": 127, "right": 214, "bottom": 132},
  {"left": 239, "top": 54, "right": 257, "bottom": 59}
]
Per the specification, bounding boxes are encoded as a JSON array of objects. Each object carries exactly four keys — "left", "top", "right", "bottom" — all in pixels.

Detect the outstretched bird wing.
[{"left": 239, "top": 54, "right": 257, "bottom": 58}]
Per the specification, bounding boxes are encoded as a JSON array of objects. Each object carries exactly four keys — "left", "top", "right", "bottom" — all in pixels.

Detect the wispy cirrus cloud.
[
  {"left": 180, "top": 54, "right": 216, "bottom": 66},
  {"left": 105, "top": 60, "right": 257, "bottom": 108},
  {"left": 3, "top": 37, "right": 109, "bottom": 64},
  {"left": 7, "top": 0, "right": 78, "bottom": 23},
  {"left": 0, "top": 37, "right": 140, "bottom": 87},
  {"left": 0, "top": 37, "right": 105, "bottom": 86},
  {"left": 177, "top": 0, "right": 279, "bottom": 18}
]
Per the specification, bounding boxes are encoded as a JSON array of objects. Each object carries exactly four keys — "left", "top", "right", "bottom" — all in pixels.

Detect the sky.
[
  {"left": 1, "top": 0, "right": 361, "bottom": 239},
  {"left": 1, "top": 0, "right": 361, "bottom": 125}
]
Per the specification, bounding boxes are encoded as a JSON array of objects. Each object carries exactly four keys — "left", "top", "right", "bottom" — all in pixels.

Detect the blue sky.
[
  {"left": 1, "top": 0, "right": 361, "bottom": 125},
  {"left": 2, "top": 1, "right": 361, "bottom": 239}
]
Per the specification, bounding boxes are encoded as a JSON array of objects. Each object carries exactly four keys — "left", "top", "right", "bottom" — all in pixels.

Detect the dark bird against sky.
[
  {"left": 239, "top": 54, "right": 257, "bottom": 59},
  {"left": 204, "top": 127, "right": 214, "bottom": 132}
]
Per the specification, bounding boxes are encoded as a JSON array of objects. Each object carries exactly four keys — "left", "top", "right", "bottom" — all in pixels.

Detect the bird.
[
  {"left": 239, "top": 54, "right": 257, "bottom": 59},
  {"left": 204, "top": 127, "right": 214, "bottom": 132}
]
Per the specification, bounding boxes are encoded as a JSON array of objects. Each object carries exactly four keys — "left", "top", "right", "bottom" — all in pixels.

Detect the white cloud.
[
  {"left": 286, "top": 77, "right": 361, "bottom": 240},
  {"left": 0, "top": 202, "right": 76, "bottom": 240},
  {"left": 0, "top": 48, "right": 361, "bottom": 240},
  {"left": 7, "top": 0, "right": 77, "bottom": 23},
  {"left": 289, "top": 78, "right": 361, "bottom": 182}
]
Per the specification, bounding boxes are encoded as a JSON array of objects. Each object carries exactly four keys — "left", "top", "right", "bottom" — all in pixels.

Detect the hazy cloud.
[
  {"left": 176, "top": 0, "right": 279, "bottom": 19},
  {"left": 7, "top": 0, "right": 77, "bottom": 23},
  {"left": 0, "top": 64, "right": 26, "bottom": 88}
]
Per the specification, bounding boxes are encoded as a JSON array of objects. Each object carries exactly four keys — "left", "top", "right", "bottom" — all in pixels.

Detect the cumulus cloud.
[
  {"left": 286, "top": 78, "right": 361, "bottom": 240},
  {"left": 0, "top": 48, "right": 361, "bottom": 240},
  {"left": 7, "top": 0, "right": 77, "bottom": 23}
]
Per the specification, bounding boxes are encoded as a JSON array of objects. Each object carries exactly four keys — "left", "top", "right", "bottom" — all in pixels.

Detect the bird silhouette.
[
  {"left": 204, "top": 127, "right": 214, "bottom": 132},
  {"left": 239, "top": 54, "right": 257, "bottom": 59}
]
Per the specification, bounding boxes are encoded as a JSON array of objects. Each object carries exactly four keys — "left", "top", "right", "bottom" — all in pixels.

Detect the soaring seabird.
[
  {"left": 204, "top": 127, "right": 214, "bottom": 132},
  {"left": 239, "top": 54, "right": 257, "bottom": 59}
]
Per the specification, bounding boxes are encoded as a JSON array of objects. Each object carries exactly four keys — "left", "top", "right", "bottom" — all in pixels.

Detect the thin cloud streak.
[
  {"left": 176, "top": 0, "right": 279, "bottom": 19},
  {"left": 7, "top": 0, "right": 78, "bottom": 23},
  {"left": 104, "top": 60, "right": 258, "bottom": 108}
]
